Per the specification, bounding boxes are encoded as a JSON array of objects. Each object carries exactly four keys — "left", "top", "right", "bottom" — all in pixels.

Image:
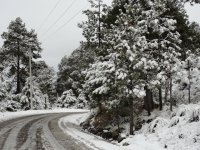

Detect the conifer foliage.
[
  {"left": 1, "top": 17, "right": 42, "bottom": 94},
  {"left": 21, "top": 77, "right": 49, "bottom": 110},
  {"left": 0, "top": 18, "right": 55, "bottom": 111},
  {"left": 57, "top": 0, "right": 200, "bottom": 135}
]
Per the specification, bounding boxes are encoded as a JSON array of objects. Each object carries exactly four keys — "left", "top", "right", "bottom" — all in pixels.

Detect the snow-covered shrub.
[
  {"left": 0, "top": 66, "right": 14, "bottom": 101},
  {"left": 147, "top": 117, "right": 168, "bottom": 133},
  {"left": 0, "top": 66, "right": 21, "bottom": 111},
  {"left": 174, "top": 104, "right": 200, "bottom": 123},
  {"left": 57, "top": 89, "right": 77, "bottom": 108},
  {"left": 0, "top": 86, "right": 6, "bottom": 101},
  {"left": 0, "top": 76, "right": 6, "bottom": 100},
  {"left": 173, "top": 56, "right": 200, "bottom": 104},
  {"left": 20, "top": 77, "right": 48, "bottom": 110},
  {"left": 189, "top": 108, "right": 200, "bottom": 122},
  {"left": 0, "top": 94, "right": 21, "bottom": 112},
  {"left": 76, "top": 92, "right": 88, "bottom": 108},
  {"left": 169, "top": 116, "right": 180, "bottom": 127}
]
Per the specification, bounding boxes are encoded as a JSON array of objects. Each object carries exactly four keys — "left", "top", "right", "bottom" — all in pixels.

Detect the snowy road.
[{"left": 0, "top": 112, "right": 93, "bottom": 150}]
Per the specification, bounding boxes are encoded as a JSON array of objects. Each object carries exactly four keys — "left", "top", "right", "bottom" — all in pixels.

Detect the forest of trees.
[{"left": 56, "top": 0, "right": 200, "bottom": 136}]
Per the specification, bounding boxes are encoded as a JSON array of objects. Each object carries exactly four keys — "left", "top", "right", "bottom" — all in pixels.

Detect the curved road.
[{"left": 0, "top": 113, "right": 93, "bottom": 150}]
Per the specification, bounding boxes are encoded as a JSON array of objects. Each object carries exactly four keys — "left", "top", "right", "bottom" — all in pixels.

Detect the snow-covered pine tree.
[
  {"left": 77, "top": 92, "right": 88, "bottom": 109},
  {"left": 173, "top": 50, "right": 200, "bottom": 104},
  {"left": 111, "top": 1, "right": 152, "bottom": 134},
  {"left": 20, "top": 77, "right": 48, "bottom": 110},
  {"left": 0, "top": 61, "right": 21, "bottom": 111},
  {"left": 32, "top": 61, "right": 56, "bottom": 104},
  {"left": 0, "top": 74, "right": 7, "bottom": 102},
  {"left": 78, "top": 0, "right": 110, "bottom": 56},
  {"left": 56, "top": 89, "right": 77, "bottom": 108},
  {"left": 1, "top": 17, "right": 42, "bottom": 94},
  {"left": 82, "top": 0, "right": 149, "bottom": 134},
  {"left": 84, "top": 56, "right": 116, "bottom": 112},
  {"left": 141, "top": 0, "right": 181, "bottom": 111},
  {"left": 95, "top": 0, "right": 182, "bottom": 132},
  {"left": 57, "top": 45, "right": 96, "bottom": 98}
]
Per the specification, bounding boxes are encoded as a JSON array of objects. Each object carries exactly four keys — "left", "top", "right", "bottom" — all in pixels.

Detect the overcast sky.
[{"left": 0, "top": 0, "right": 199, "bottom": 71}]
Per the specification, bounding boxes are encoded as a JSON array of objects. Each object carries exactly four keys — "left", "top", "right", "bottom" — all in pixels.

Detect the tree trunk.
[
  {"left": 16, "top": 41, "right": 21, "bottom": 94},
  {"left": 144, "top": 86, "right": 151, "bottom": 116},
  {"left": 98, "top": 99, "right": 102, "bottom": 114},
  {"left": 129, "top": 97, "right": 134, "bottom": 135},
  {"left": 158, "top": 86, "right": 163, "bottom": 110},
  {"left": 150, "top": 90, "right": 154, "bottom": 109},
  {"left": 45, "top": 98, "right": 47, "bottom": 109},
  {"left": 188, "top": 77, "right": 191, "bottom": 104},
  {"left": 164, "top": 82, "right": 168, "bottom": 105},
  {"left": 170, "top": 74, "right": 173, "bottom": 111},
  {"left": 116, "top": 105, "right": 120, "bottom": 134},
  {"left": 98, "top": 0, "right": 101, "bottom": 48},
  {"left": 188, "top": 60, "right": 191, "bottom": 104}
]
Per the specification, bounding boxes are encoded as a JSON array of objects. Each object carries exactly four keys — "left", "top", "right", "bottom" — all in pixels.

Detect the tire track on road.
[
  {"left": 0, "top": 112, "right": 93, "bottom": 150},
  {"left": 50, "top": 114, "right": 94, "bottom": 150},
  {"left": 17, "top": 116, "right": 46, "bottom": 149},
  {"left": 36, "top": 127, "right": 45, "bottom": 150},
  {"left": 19, "top": 115, "right": 52, "bottom": 150},
  {"left": 2, "top": 115, "right": 47, "bottom": 150},
  {"left": 0, "top": 116, "right": 35, "bottom": 136},
  {"left": 0, "top": 129, "right": 11, "bottom": 150}
]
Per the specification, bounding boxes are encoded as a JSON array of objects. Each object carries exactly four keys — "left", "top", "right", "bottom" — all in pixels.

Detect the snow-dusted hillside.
[
  {"left": 60, "top": 103, "right": 200, "bottom": 150},
  {"left": 133, "top": 103, "right": 200, "bottom": 150}
]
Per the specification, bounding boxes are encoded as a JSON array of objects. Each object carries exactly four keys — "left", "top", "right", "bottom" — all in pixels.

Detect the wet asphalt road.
[{"left": 0, "top": 113, "right": 93, "bottom": 150}]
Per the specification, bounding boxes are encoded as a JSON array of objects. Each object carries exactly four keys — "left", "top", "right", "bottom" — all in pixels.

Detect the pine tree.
[
  {"left": 84, "top": 0, "right": 148, "bottom": 134},
  {"left": 88, "top": 0, "right": 182, "bottom": 133},
  {"left": 1, "top": 17, "right": 42, "bottom": 94},
  {"left": 0, "top": 76, "right": 7, "bottom": 101},
  {"left": 84, "top": 57, "right": 116, "bottom": 112},
  {"left": 78, "top": 0, "right": 110, "bottom": 56},
  {"left": 32, "top": 61, "right": 56, "bottom": 104},
  {"left": 0, "top": 62, "right": 15, "bottom": 98},
  {"left": 139, "top": 0, "right": 182, "bottom": 111},
  {"left": 57, "top": 45, "right": 96, "bottom": 97},
  {"left": 56, "top": 89, "right": 77, "bottom": 108},
  {"left": 21, "top": 77, "right": 48, "bottom": 110}
]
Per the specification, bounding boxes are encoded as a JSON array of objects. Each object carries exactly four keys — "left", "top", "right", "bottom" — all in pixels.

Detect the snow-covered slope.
[
  {"left": 60, "top": 103, "right": 200, "bottom": 150},
  {"left": 135, "top": 104, "right": 200, "bottom": 150}
]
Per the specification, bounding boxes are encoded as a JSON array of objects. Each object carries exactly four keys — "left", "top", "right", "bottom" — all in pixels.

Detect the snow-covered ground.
[
  {"left": 59, "top": 112, "right": 164, "bottom": 150},
  {"left": 0, "top": 108, "right": 88, "bottom": 123},
  {"left": 59, "top": 112, "right": 123, "bottom": 150},
  {"left": 138, "top": 104, "right": 200, "bottom": 150},
  {"left": 59, "top": 103, "right": 200, "bottom": 150}
]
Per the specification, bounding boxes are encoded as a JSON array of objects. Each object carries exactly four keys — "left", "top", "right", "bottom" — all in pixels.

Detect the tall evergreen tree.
[
  {"left": 78, "top": 0, "right": 110, "bottom": 56},
  {"left": 57, "top": 45, "right": 96, "bottom": 97},
  {"left": 32, "top": 61, "right": 56, "bottom": 104},
  {"left": 20, "top": 77, "right": 48, "bottom": 110},
  {"left": 1, "top": 17, "right": 42, "bottom": 94}
]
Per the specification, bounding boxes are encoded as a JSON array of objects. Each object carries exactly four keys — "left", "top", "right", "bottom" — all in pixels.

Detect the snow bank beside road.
[
  {"left": 60, "top": 111, "right": 91, "bottom": 125},
  {"left": 59, "top": 103, "right": 200, "bottom": 150},
  {"left": 59, "top": 112, "right": 123, "bottom": 150},
  {"left": 59, "top": 112, "right": 164, "bottom": 150},
  {"left": 0, "top": 108, "right": 88, "bottom": 123}
]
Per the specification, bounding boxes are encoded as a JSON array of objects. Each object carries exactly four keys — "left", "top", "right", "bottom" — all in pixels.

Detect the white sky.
[{"left": 0, "top": 1, "right": 199, "bottom": 71}]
